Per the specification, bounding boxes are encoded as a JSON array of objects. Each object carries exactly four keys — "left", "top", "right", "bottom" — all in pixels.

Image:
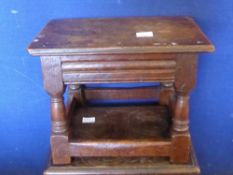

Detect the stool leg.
[
  {"left": 41, "top": 56, "right": 71, "bottom": 165},
  {"left": 159, "top": 82, "right": 175, "bottom": 107},
  {"left": 68, "top": 84, "right": 86, "bottom": 106},
  {"left": 170, "top": 93, "right": 191, "bottom": 163},
  {"left": 170, "top": 53, "right": 197, "bottom": 164},
  {"left": 50, "top": 96, "right": 70, "bottom": 165}
]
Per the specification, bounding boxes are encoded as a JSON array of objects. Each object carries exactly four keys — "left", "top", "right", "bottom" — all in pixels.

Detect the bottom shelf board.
[
  {"left": 70, "top": 104, "right": 171, "bottom": 141},
  {"left": 44, "top": 146, "right": 200, "bottom": 175},
  {"left": 68, "top": 104, "right": 172, "bottom": 157}
]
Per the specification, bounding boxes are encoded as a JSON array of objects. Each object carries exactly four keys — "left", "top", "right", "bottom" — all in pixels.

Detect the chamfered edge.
[{"left": 27, "top": 44, "right": 215, "bottom": 56}]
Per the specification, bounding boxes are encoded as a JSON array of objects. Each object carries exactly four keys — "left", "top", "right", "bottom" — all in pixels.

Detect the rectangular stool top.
[{"left": 28, "top": 17, "right": 214, "bottom": 55}]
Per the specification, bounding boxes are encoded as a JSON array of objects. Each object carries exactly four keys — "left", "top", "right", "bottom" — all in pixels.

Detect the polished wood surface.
[
  {"left": 28, "top": 17, "right": 214, "bottom": 55},
  {"left": 61, "top": 54, "right": 177, "bottom": 84},
  {"left": 71, "top": 105, "right": 170, "bottom": 140},
  {"left": 27, "top": 17, "right": 214, "bottom": 174},
  {"left": 83, "top": 86, "right": 161, "bottom": 101},
  {"left": 69, "top": 105, "right": 171, "bottom": 157},
  {"left": 44, "top": 145, "right": 200, "bottom": 175},
  {"left": 40, "top": 56, "right": 71, "bottom": 164}
]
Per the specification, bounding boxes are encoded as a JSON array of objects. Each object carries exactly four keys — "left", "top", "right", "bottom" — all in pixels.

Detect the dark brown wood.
[
  {"left": 27, "top": 17, "right": 214, "bottom": 170},
  {"left": 159, "top": 82, "right": 175, "bottom": 106},
  {"left": 69, "top": 105, "right": 171, "bottom": 157},
  {"left": 84, "top": 86, "right": 161, "bottom": 101},
  {"left": 44, "top": 145, "right": 200, "bottom": 175},
  {"left": 60, "top": 53, "right": 177, "bottom": 62},
  {"left": 28, "top": 17, "right": 214, "bottom": 55},
  {"left": 41, "top": 56, "right": 71, "bottom": 164},
  {"left": 61, "top": 54, "right": 177, "bottom": 84},
  {"left": 62, "top": 60, "right": 176, "bottom": 71},
  {"left": 68, "top": 84, "right": 86, "bottom": 106},
  {"left": 63, "top": 69, "right": 175, "bottom": 84},
  {"left": 70, "top": 140, "right": 171, "bottom": 157},
  {"left": 170, "top": 53, "right": 197, "bottom": 163},
  {"left": 171, "top": 132, "right": 191, "bottom": 164},
  {"left": 70, "top": 105, "right": 170, "bottom": 140},
  {"left": 50, "top": 134, "right": 70, "bottom": 165}
]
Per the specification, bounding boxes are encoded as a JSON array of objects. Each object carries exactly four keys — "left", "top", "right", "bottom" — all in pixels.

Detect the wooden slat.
[
  {"left": 84, "top": 87, "right": 160, "bottom": 101},
  {"left": 60, "top": 53, "right": 177, "bottom": 62},
  {"left": 69, "top": 140, "right": 171, "bottom": 157},
  {"left": 62, "top": 60, "right": 176, "bottom": 72},
  {"left": 61, "top": 54, "right": 176, "bottom": 84},
  {"left": 63, "top": 70, "right": 175, "bottom": 84},
  {"left": 44, "top": 145, "right": 200, "bottom": 175}
]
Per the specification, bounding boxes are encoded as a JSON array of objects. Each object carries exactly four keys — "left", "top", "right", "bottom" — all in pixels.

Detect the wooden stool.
[{"left": 28, "top": 17, "right": 214, "bottom": 174}]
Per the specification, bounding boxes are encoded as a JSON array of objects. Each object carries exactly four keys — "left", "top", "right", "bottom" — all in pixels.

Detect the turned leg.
[
  {"left": 68, "top": 84, "right": 86, "bottom": 106},
  {"left": 159, "top": 82, "right": 175, "bottom": 107},
  {"left": 170, "top": 92, "right": 191, "bottom": 163},
  {"left": 41, "top": 56, "right": 71, "bottom": 165},
  {"left": 66, "top": 85, "right": 86, "bottom": 124},
  {"left": 51, "top": 97, "right": 67, "bottom": 134},
  {"left": 159, "top": 82, "right": 175, "bottom": 128},
  {"left": 170, "top": 54, "right": 197, "bottom": 164},
  {"left": 50, "top": 96, "right": 70, "bottom": 165}
]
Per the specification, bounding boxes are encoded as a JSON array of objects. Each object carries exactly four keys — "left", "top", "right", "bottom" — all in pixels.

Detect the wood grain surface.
[
  {"left": 27, "top": 17, "right": 214, "bottom": 168},
  {"left": 69, "top": 105, "right": 171, "bottom": 157},
  {"left": 28, "top": 17, "right": 214, "bottom": 55},
  {"left": 44, "top": 144, "right": 200, "bottom": 175}
]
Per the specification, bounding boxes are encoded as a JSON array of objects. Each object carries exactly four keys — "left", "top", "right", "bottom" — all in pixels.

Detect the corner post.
[
  {"left": 68, "top": 84, "right": 86, "bottom": 106},
  {"left": 170, "top": 53, "right": 197, "bottom": 163},
  {"left": 41, "top": 56, "right": 71, "bottom": 165}
]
